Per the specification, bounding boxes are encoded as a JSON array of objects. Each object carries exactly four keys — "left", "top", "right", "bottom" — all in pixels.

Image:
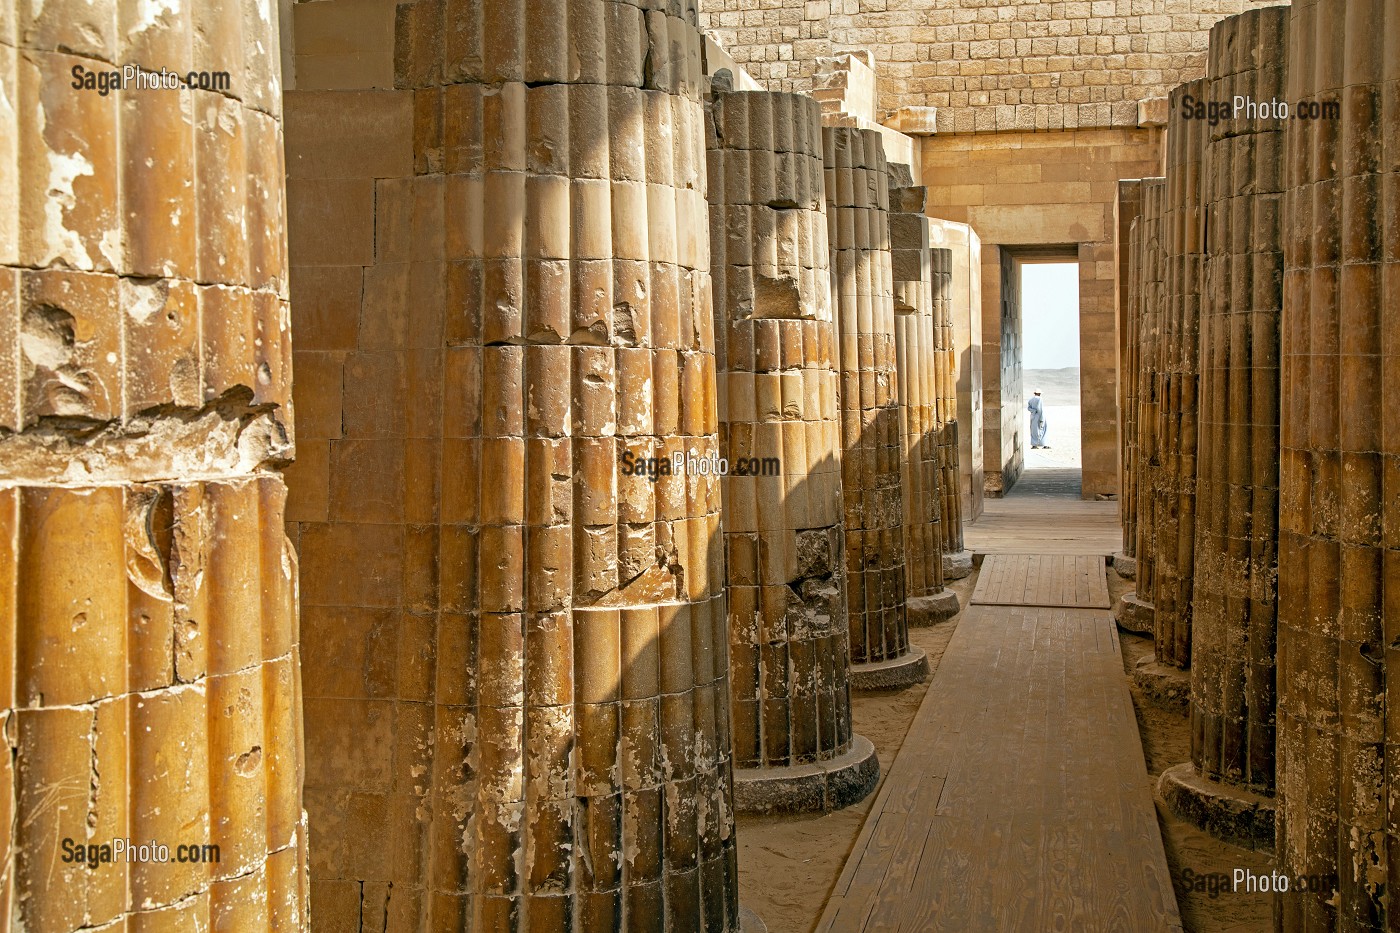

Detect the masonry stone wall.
[
  {"left": 921, "top": 128, "right": 1161, "bottom": 498},
  {"left": 701, "top": 0, "right": 1284, "bottom": 132}
]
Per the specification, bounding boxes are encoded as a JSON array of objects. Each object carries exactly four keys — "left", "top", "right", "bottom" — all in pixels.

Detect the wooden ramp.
[
  {"left": 964, "top": 496, "right": 1121, "bottom": 556},
  {"left": 970, "top": 554, "right": 1111, "bottom": 609},
  {"left": 817, "top": 600, "right": 1182, "bottom": 933}
]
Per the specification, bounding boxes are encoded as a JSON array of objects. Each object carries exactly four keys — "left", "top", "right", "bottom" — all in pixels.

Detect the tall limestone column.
[
  {"left": 1115, "top": 179, "right": 1144, "bottom": 579},
  {"left": 1157, "top": 5, "right": 1286, "bottom": 851},
  {"left": 823, "top": 126, "right": 928, "bottom": 690},
  {"left": 1116, "top": 178, "right": 1166, "bottom": 637},
  {"left": 290, "top": 0, "right": 742, "bottom": 927},
  {"left": 889, "top": 181, "right": 958, "bottom": 625},
  {"left": 1275, "top": 0, "right": 1400, "bottom": 927},
  {"left": 1151, "top": 79, "right": 1207, "bottom": 670},
  {"left": 706, "top": 87, "right": 878, "bottom": 813},
  {"left": 0, "top": 2, "right": 307, "bottom": 929},
  {"left": 932, "top": 247, "right": 972, "bottom": 581}
]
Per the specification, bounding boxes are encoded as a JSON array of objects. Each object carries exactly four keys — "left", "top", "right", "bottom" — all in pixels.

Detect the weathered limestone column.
[
  {"left": 1115, "top": 179, "right": 1144, "bottom": 580},
  {"left": 927, "top": 219, "right": 984, "bottom": 526},
  {"left": 0, "top": 3, "right": 307, "bottom": 930},
  {"left": 1151, "top": 79, "right": 1207, "bottom": 670},
  {"left": 931, "top": 247, "right": 972, "bottom": 581},
  {"left": 1157, "top": 5, "right": 1286, "bottom": 851},
  {"left": 290, "top": 0, "right": 742, "bottom": 927},
  {"left": 889, "top": 182, "right": 958, "bottom": 625},
  {"left": 1275, "top": 0, "right": 1399, "bottom": 926},
  {"left": 1116, "top": 178, "right": 1166, "bottom": 637},
  {"left": 706, "top": 88, "right": 878, "bottom": 814},
  {"left": 823, "top": 126, "right": 928, "bottom": 690}
]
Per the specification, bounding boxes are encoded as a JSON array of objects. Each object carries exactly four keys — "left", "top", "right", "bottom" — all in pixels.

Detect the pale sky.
[{"left": 1021, "top": 262, "right": 1080, "bottom": 369}]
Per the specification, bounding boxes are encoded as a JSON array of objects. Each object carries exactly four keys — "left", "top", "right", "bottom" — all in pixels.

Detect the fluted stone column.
[
  {"left": 1275, "top": 0, "right": 1399, "bottom": 927},
  {"left": 291, "top": 0, "right": 742, "bottom": 927},
  {"left": 890, "top": 182, "right": 958, "bottom": 625},
  {"left": 932, "top": 247, "right": 972, "bottom": 581},
  {"left": 1157, "top": 5, "right": 1286, "bottom": 851},
  {"left": 1116, "top": 178, "right": 1166, "bottom": 637},
  {"left": 823, "top": 126, "right": 928, "bottom": 691},
  {"left": 1115, "top": 179, "right": 1144, "bottom": 579},
  {"left": 0, "top": 3, "right": 307, "bottom": 929},
  {"left": 1151, "top": 79, "right": 1207, "bottom": 670},
  {"left": 706, "top": 88, "right": 878, "bottom": 814}
]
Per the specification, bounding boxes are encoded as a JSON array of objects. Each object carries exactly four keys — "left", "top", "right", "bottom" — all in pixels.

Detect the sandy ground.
[
  {"left": 736, "top": 563, "right": 1275, "bottom": 933},
  {"left": 734, "top": 571, "right": 981, "bottom": 933},
  {"left": 1024, "top": 368, "right": 1082, "bottom": 470}
]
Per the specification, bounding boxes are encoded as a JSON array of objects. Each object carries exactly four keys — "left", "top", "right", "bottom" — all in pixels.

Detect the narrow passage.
[{"left": 818, "top": 556, "right": 1182, "bottom": 932}]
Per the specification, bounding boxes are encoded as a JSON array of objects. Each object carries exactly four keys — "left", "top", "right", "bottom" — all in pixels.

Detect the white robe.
[{"left": 1028, "top": 395, "right": 1048, "bottom": 446}]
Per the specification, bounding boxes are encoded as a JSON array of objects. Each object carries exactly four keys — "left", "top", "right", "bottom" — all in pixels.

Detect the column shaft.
[
  {"left": 0, "top": 1, "right": 306, "bottom": 928},
  {"left": 1275, "top": 0, "right": 1400, "bottom": 926},
  {"left": 823, "top": 126, "right": 927, "bottom": 689},
  {"left": 708, "top": 89, "right": 876, "bottom": 813},
  {"left": 1153, "top": 80, "right": 1207, "bottom": 669}
]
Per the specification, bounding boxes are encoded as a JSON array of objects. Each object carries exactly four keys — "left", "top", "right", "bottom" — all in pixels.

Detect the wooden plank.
[
  {"left": 818, "top": 595, "right": 1183, "bottom": 932},
  {"left": 969, "top": 554, "right": 1112, "bottom": 609},
  {"left": 964, "top": 495, "right": 1121, "bottom": 556}
]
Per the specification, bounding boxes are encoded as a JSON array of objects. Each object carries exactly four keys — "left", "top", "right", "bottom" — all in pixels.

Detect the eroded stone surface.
[
  {"left": 1, "top": 2, "right": 305, "bottom": 928},
  {"left": 709, "top": 89, "right": 872, "bottom": 809},
  {"left": 1158, "top": 763, "right": 1274, "bottom": 852},
  {"left": 289, "top": 1, "right": 741, "bottom": 927}
]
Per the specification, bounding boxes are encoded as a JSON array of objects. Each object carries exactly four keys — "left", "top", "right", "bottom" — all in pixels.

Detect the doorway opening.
[{"left": 1017, "top": 258, "right": 1081, "bottom": 496}]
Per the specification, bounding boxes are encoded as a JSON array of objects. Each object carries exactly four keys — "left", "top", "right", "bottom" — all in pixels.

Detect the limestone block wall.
[
  {"left": 1152, "top": 78, "right": 1207, "bottom": 670},
  {"left": 1131, "top": 178, "right": 1168, "bottom": 612},
  {"left": 889, "top": 184, "right": 946, "bottom": 599},
  {"left": 1116, "top": 179, "right": 1143, "bottom": 557},
  {"left": 1275, "top": 0, "right": 1400, "bottom": 926},
  {"left": 922, "top": 128, "right": 1162, "bottom": 499},
  {"left": 931, "top": 247, "right": 964, "bottom": 554},
  {"left": 0, "top": 1, "right": 307, "bottom": 928},
  {"left": 707, "top": 89, "right": 864, "bottom": 796},
  {"left": 823, "top": 126, "right": 915, "bottom": 676},
  {"left": 1189, "top": 5, "right": 1286, "bottom": 799},
  {"left": 699, "top": 0, "right": 1281, "bottom": 131},
  {"left": 286, "top": 0, "right": 741, "bottom": 927}
]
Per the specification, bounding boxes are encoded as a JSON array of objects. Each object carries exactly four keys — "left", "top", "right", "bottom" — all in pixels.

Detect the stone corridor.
[{"left": 1, "top": 0, "right": 1397, "bottom": 931}]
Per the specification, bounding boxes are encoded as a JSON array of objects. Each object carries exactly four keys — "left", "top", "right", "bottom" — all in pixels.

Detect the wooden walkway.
[
  {"left": 818, "top": 589, "right": 1181, "bottom": 931},
  {"left": 970, "top": 554, "right": 1111, "bottom": 609},
  {"left": 964, "top": 493, "right": 1121, "bottom": 556}
]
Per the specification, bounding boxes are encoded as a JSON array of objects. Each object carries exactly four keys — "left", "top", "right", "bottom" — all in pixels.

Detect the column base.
[
  {"left": 942, "top": 548, "right": 974, "bottom": 580},
  {"left": 907, "top": 591, "right": 960, "bottom": 626},
  {"left": 1132, "top": 655, "right": 1189, "bottom": 712},
  {"left": 1112, "top": 552, "right": 1137, "bottom": 580},
  {"left": 1158, "top": 762, "right": 1275, "bottom": 852},
  {"left": 733, "top": 734, "right": 880, "bottom": 814},
  {"left": 1114, "top": 590, "right": 1154, "bottom": 635},
  {"left": 739, "top": 906, "right": 768, "bottom": 933},
  {"left": 850, "top": 645, "right": 929, "bottom": 690}
]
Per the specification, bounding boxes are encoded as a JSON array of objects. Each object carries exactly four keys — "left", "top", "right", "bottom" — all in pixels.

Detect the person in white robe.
[{"left": 1028, "top": 390, "right": 1049, "bottom": 448}]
